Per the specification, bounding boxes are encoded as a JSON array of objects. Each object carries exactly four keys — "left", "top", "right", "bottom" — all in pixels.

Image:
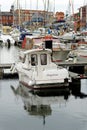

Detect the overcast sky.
[{"left": 0, "top": 0, "right": 84, "bottom": 14}]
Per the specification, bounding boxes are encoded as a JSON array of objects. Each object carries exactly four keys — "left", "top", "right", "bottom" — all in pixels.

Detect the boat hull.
[
  {"left": 16, "top": 65, "right": 71, "bottom": 90},
  {"left": 52, "top": 50, "right": 70, "bottom": 62},
  {"left": 69, "top": 49, "right": 87, "bottom": 62},
  {"left": 77, "top": 55, "right": 87, "bottom": 62},
  {"left": 19, "top": 78, "right": 70, "bottom": 90}
]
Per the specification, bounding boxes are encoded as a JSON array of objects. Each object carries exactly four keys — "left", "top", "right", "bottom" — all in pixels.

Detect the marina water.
[{"left": 0, "top": 46, "right": 87, "bottom": 130}]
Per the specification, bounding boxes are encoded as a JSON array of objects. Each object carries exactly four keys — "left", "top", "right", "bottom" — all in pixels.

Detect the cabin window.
[
  {"left": 40, "top": 54, "right": 47, "bottom": 65},
  {"left": 31, "top": 54, "right": 37, "bottom": 66}
]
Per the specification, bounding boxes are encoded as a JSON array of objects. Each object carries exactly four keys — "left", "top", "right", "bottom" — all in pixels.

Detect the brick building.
[
  {"left": 0, "top": 11, "right": 13, "bottom": 26},
  {"left": 0, "top": 6, "right": 54, "bottom": 27},
  {"left": 79, "top": 5, "right": 87, "bottom": 29},
  {"left": 13, "top": 9, "right": 53, "bottom": 27}
]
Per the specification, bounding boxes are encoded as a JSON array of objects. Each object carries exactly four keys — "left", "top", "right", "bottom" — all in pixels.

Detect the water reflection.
[
  {"left": 10, "top": 80, "right": 87, "bottom": 125},
  {"left": 11, "top": 84, "right": 70, "bottom": 125},
  {"left": 70, "top": 79, "right": 87, "bottom": 98},
  {"left": 0, "top": 46, "right": 19, "bottom": 63}
]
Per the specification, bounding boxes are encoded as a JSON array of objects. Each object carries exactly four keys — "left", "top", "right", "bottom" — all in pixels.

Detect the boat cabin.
[{"left": 23, "top": 48, "right": 53, "bottom": 69}]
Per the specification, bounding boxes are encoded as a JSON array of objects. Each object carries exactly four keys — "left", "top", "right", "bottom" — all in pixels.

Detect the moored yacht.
[
  {"left": 67, "top": 44, "right": 87, "bottom": 62},
  {"left": 12, "top": 47, "right": 71, "bottom": 90}
]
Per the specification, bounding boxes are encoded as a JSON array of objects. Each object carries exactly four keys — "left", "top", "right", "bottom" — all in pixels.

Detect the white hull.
[
  {"left": 20, "top": 81, "right": 69, "bottom": 89},
  {"left": 52, "top": 50, "right": 70, "bottom": 62},
  {"left": 69, "top": 45, "right": 87, "bottom": 62},
  {"left": 77, "top": 55, "right": 87, "bottom": 62},
  {"left": 17, "top": 68, "right": 70, "bottom": 89},
  {"left": 76, "top": 49, "right": 87, "bottom": 62},
  {"left": 0, "top": 34, "right": 15, "bottom": 45}
]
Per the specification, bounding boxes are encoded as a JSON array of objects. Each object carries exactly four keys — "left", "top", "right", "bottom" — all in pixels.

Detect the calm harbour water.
[{"left": 0, "top": 46, "right": 87, "bottom": 130}]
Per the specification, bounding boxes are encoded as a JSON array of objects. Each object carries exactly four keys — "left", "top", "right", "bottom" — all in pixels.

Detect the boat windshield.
[
  {"left": 40, "top": 54, "right": 47, "bottom": 65},
  {"left": 31, "top": 54, "right": 37, "bottom": 66}
]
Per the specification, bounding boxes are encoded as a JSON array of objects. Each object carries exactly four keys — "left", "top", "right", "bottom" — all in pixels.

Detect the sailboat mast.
[
  {"left": 17, "top": 0, "right": 20, "bottom": 27},
  {"left": 37, "top": 0, "right": 38, "bottom": 25},
  {"left": 47, "top": 0, "right": 49, "bottom": 12},
  {"left": 0, "top": 5, "right": 2, "bottom": 26}
]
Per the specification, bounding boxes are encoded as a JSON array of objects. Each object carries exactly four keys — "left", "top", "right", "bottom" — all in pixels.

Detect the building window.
[
  {"left": 9, "top": 16, "right": 11, "bottom": 20},
  {"left": 3, "top": 16, "right": 5, "bottom": 20}
]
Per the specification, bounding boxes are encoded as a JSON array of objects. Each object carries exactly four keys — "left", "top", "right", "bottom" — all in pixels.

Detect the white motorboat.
[
  {"left": 10, "top": 28, "right": 20, "bottom": 42},
  {"left": 59, "top": 31, "right": 76, "bottom": 41},
  {"left": 0, "top": 34, "right": 15, "bottom": 45},
  {"left": 12, "top": 47, "right": 71, "bottom": 90},
  {"left": 67, "top": 44, "right": 87, "bottom": 62}
]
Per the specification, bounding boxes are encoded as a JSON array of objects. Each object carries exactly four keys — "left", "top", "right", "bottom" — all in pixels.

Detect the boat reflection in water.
[
  {"left": 70, "top": 79, "right": 87, "bottom": 98},
  {"left": 11, "top": 83, "right": 70, "bottom": 124},
  {"left": 10, "top": 81, "right": 87, "bottom": 125}
]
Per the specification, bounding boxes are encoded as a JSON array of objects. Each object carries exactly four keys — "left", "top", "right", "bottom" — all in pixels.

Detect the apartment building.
[
  {"left": 0, "top": 11, "right": 13, "bottom": 26},
  {"left": 0, "top": 6, "right": 54, "bottom": 27}
]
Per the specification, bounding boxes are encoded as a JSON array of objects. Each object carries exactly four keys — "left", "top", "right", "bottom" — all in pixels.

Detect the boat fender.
[
  {"left": 28, "top": 80, "right": 36, "bottom": 86},
  {"left": 64, "top": 78, "right": 68, "bottom": 83}
]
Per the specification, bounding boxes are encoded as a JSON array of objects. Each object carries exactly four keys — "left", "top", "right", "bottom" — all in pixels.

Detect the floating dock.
[
  {"left": 58, "top": 61, "right": 87, "bottom": 75},
  {"left": 57, "top": 61, "right": 87, "bottom": 67},
  {"left": 0, "top": 63, "right": 18, "bottom": 79},
  {"left": 0, "top": 63, "right": 12, "bottom": 69}
]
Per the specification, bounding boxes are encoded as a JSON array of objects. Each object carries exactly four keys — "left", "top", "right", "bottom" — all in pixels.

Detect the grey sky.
[{"left": 0, "top": 0, "right": 84, "bottom": 14}]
